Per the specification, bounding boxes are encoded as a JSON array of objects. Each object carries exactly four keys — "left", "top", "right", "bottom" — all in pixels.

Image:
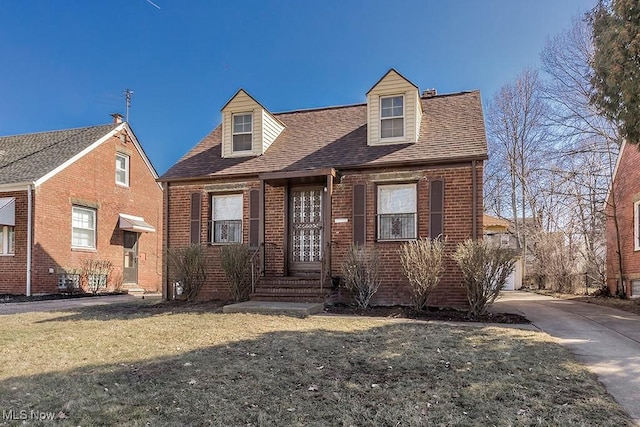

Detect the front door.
[
  {"left": 289, "top": 188, "right": 323, "bottom": 274},
  {"left": 123, "top": 231, "right": 139, "bottom": 283}
]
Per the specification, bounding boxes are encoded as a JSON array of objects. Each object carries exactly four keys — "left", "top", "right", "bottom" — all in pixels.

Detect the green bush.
[
  {"left": 453, "top": 239, "right": 516, "bottom": 318},
  {"left": 340, "top": 244, "right": 381, "bottom": 308},
  {"left": 167, "top": 244, "right": 207, "bottom": 301},
  {"left": 220, "top": 244, "right": 252, "bottom": 302},
  {"left": 399, "top": 238, "right": 446, "bottom": 311}
]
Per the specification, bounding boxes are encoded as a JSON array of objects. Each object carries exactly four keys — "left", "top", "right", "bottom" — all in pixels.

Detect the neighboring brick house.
[
  {"left": 159, "top": 69, "right": 487, "bottom": 307},
  {"left": 606, "top": 140, "right": 640, "bottom": 298},
  {"left": 0, "top": 116, "right": 163, "bottom": 295}
]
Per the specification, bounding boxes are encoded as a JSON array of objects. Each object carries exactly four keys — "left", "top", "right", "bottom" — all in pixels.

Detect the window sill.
[
  {"left": 226, "top": 151, "right": 257, "bottom": 158},
  {"left": 116, "top": 183, "right": 130, "bottom": 188},
  {"left": 209, "top": 242, "right": 243, "bottom": 246},
  {"left": 71, "top": 247, "right": 97, "bottom": 253},
  {"left": 0, "top": 254, "right": 15, "bottom": 257},
  {"left": 374, "top": 136, "right": 411, "bottom": 145},
  {"left": 375, "top": 238, "right": 417, "bottom": 243}
]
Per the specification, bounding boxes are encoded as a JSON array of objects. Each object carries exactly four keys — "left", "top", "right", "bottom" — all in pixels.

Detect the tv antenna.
[{"left": 124, "top": 89, "right": 133, "bottom": 122}]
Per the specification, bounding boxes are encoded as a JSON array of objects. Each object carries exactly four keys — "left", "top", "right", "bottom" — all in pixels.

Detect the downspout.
[
  {"left": 471, "top": 160, "right": 478, "bottom": 240},
  {"left": 26, "top": 184, "right": 33, "bottom": 296},
  {"left": 162, "top": 182, "right": 169, "bottom": 300}
]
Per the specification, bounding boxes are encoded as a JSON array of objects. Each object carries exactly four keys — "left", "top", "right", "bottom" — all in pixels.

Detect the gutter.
[{"left": 156, "top": 155, "right": 489, "bottom": 184}]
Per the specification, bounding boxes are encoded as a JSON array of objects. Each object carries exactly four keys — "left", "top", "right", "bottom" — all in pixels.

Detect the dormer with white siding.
[
  {"left": 220, "top": 89, "right": 285, "bottom": 158},
  {"left": 366, "top": 69, "right": 422, "bottom": 146}
]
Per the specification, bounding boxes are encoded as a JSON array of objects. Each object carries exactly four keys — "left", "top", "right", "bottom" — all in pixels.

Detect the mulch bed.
[
  {"left": 0, "top": 292, "right": 127, "bottom": 303},
  {"left": 324, "top": 304, "right": 530, "bottom": 324}
]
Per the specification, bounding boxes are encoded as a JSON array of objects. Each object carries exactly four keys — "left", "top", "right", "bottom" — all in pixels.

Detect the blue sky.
[{"left": 0, "top": 0, "right": 596, "bottom": 175}]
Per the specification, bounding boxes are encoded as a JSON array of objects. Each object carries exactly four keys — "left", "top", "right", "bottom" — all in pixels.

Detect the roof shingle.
[
  {"left": 160, "top": 91, "right": 488, "bottom": 181},
  {"left": 0, "top": 124, "right": 119, "bottom": 185}
]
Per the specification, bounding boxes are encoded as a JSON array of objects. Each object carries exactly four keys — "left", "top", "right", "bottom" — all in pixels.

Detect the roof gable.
[
  {"left": 366, "top": 69, "right": 423, "bottom": 145},
  {"left": 366, "top": 68, "right": 419, "bottom": 95},
  {"left": 0, "top": 124, "right": 120, "bottom": 187},
  {"left": 0, "top": 122, "right": 160, "bottom": 189},
  {"left": 220, "top": 89, "right": 284, "bottom": 158}
]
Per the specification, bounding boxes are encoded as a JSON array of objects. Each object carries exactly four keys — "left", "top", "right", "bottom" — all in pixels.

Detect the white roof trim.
[
  {"left": 0, "top": 197, "right": 16, "bottom": 226},
  {"left": 34, "top": 124, "right": 126, "bottom": 187},
  {"left": 121, "top": 123, "right": 163, "bottom": 190},
  {"left": 0, "top": 182, "right": 31, "bottom": 192},
  {"left": 604, "top": 139, "right": 625, "bottom": 209},
  {"left": 119, "top": 213, "right": 156, "bottom": 233}
]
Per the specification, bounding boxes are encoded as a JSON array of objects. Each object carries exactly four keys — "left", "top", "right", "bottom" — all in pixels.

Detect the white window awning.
[
  {"left": 118, "top": 213, "right": 155, "bottom": 233},
  {"left": 0, "top": 197, "right": 15, "bottom": 226}
]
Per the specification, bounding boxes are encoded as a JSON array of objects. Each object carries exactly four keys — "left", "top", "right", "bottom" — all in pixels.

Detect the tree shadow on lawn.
[
  {"left": 33, "top": 300, "right": 228, "bottom": 323},
  {"left": 1, "top": 322, "right": 632, "bottom": 426}
]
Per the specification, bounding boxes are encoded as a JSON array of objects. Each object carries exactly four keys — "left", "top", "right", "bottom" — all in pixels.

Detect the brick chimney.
[{"left": 111, "top": 113, "right": 124, "bottom": 124}]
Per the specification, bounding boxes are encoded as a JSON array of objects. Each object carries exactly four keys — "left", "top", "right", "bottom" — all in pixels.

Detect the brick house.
[
  {"left": 606, "top": 140, "right": 640, "bottom": 297},
  {"left": 159, "top": 69, "right": 487, "bottom": 307},
  {"left": 0, "top": 116, "right": 163, "bottom": 295}
]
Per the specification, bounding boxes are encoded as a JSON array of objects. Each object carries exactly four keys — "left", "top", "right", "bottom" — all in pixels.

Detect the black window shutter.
[
  {"left": 353, "top": 183, "right": 366, "bottom": 246},
  {"left": 249, "top": 189, "right": 259, "bottom": 248},
  {"left": 429, "top": 179, "right": 444, "bottom": 239},
  {"left": 190, "top": 192, "right": 201, "bottom": 245}
]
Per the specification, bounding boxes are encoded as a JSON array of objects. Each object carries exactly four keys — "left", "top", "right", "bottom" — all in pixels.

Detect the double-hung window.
[
  {"left": 380, "top": 95, "right": 404, "bottom": 139},
  {"left": 72, "top": 206, "right": 96, "bottom": 249},
  {"left": 377, "top": 183, "right": 417, "bottom": 240},
  {"left": 212, "top": 194, "right": 243, "bottom": 244},
  {"left": 635, "top": 200, "right": 640, "bottom": 251},
  {"left": 115, "top": 153, "right": 130, "bottom": 186},
  {"left": 232, "top": 113, "right": 253, "bottom": 152},
  {"left": 0, "top": 225, "right": 14, "bottom": 255}
]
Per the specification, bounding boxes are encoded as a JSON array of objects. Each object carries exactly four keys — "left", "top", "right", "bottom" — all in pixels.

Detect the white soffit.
[
  {"left": 0, "top": 197, "right": 15, "bottom": 226},
  {"left": 118, "top": 213, "right": 156, "bottom": 233}
]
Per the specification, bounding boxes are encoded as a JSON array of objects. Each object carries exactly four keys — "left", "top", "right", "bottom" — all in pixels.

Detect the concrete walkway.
[
  {"left": 0, "top": 294, "right": 155, "bottom": 315},
  {"left": 493, "top": 291, "right": 640, "bottom": 425}
]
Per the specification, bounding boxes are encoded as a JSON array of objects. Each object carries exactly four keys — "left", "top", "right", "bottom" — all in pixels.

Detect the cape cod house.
[
  {"left": 0, "top": 116, "right": 163, "bottom": 295},
  {"left": 159, "top": 69, "right": 488, "bottom": 307}
]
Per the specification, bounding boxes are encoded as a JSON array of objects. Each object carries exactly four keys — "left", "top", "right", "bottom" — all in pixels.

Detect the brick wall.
[
  {"left": 606, "top": 142, "right": 640, "bottom": 296},
  {"left": 165, "top": 161, "right": 483, "bottom": 307},
  {"left": 0, "top": 190, "right": 28, "bottom": 294},
  {"left": 30, "top": 129, "right": 163, "bottom": 294},
  {"left": 330, "top": 163, "right": 482, "bottom": 307}
]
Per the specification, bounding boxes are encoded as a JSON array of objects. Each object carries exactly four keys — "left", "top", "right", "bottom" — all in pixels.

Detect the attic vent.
[{"left": 422, "top": 89, "right": 437, "bottom": 97}]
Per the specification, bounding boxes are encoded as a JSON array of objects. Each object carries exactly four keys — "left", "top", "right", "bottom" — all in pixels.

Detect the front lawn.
[{"left": 0, "top": 301, "right": 632, "bottom": 426}]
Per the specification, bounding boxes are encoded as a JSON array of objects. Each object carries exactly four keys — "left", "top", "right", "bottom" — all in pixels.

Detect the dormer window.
[
  {"left": 232, "top": 113, "right": 253, "bottom": 152},
  {"left": 380, "top": 95, "right": 404, "bottom": 139}
]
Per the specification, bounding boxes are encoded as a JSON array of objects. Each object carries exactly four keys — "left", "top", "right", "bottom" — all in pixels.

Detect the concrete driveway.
[
  {"left": 493, "top": 291, "right": 640, "bottom": 425},
  {"left": 0, "top": 294, "right": 148, "bottom": 315}
]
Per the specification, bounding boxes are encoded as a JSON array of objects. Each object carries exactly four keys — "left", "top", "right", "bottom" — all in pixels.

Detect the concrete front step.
[
  {"left": 258, "top": 277, "right": 322, "bottom": 287},
  {"left": 252, "top": 275, "right": 329, "bottom": 303},
  {"left": 250, "top": 292, "right": 326, "bottom": 303},
  {"left": 223, "top": 301, "right": 324, "bottom": 317}
]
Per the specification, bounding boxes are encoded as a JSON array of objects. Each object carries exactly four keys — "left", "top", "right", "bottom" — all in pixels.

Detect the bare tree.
[
  {"left": 485, "top": 68, "right": 551, "bottom": 282},
  {"left": 540, "top": 15, "right": 621, "bottom": 293}
]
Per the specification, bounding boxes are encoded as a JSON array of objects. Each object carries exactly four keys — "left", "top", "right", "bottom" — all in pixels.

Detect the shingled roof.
[
  {"left": 160, "top": 91, "right": 488, "bottom": 182},
  {"left": 0, "top": 123, "right": 120, "bottom": 185}
]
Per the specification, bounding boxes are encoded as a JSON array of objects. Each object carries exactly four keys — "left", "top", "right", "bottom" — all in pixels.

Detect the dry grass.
[
  {"left": 0, "top": 300, "right": 633, "bottom": 426},
  {"left": 528, "top": 288, "right": 640, "bottom": 316},
  {"left": 577, "top": 297, "right": 640, "bottom": 316}
]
